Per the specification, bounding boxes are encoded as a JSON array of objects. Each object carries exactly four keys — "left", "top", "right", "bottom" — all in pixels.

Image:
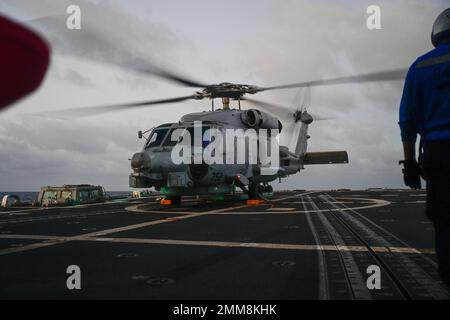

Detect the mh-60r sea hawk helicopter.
[
  {"left": 41, "top": 67, "right": 407, "bottom": 203},
  {"left": 128, "top": 86, "right": 344, "bottom": 203}
]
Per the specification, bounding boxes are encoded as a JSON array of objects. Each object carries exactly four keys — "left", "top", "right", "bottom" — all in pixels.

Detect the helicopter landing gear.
[
  {"left": 263, "top": 184, "right": 274, "bottom": 195},
  {"left": 248, "top": 183, "right": 273, "bottom": 200},
  {"left": 248, "top": 184, "right": 257, "bottom": 199},
  {"left": 247, "top": 184, "right": 265, "bottom": 205},
  {"left": 248, "top": 183, "right": 265, "bottom": 200}
]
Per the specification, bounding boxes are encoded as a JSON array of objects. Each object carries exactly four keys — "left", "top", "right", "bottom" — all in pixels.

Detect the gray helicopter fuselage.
[{"left": 129, "top": 108, "right": 299, "bottom": 197}]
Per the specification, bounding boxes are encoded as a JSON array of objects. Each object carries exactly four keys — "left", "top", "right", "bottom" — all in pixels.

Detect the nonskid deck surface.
[{"left": 0, "top": 190, "right": 448, "bottom": 299}]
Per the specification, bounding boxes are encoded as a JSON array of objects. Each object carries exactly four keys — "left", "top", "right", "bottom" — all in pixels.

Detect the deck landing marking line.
[
  {"left": 0, "top": 192, "right": 418, "bottom": 258},
  {"left": 285, "top": 201, "right": 313, "bottom": 204},
  {"left": 0, "top": 203, "right": 249, "bottom": 256},
  {"left": 324, "top": 193, "right": 449, "bottom": 299},
  {"left": 270, "top": 191, "right": 316, "bottom": 202},
  {"left": 308, "top": 195, "right": 372, "bottom": 300},
  {"left": 78, "top": 204, "right": 250, "bottom": 239},
  {"left": 0, "top": 210, "right": 125, "bottom": 225},
  {"left": 0, "top": 234, "right": 65, "bottom": 240},
  {"left": 125, "top": 204, "right": 244, "bottom": 215},
  {"left": 0, "top": 239, "right": 65, "bottom": 256},
  {"left": 216, "top": 197, "right": 390, "bottom": 215},
  {"left": 0, "top": 198, "right": 154, "bottom": 215},
  {"left": 266, "top": 208, "right": 296, "bottom": 211},
  {"left": 5, "top": 212, "right": 35, "bottom": 216},
  {"left": 128, "top": 196, "right": 390, "bottom": 215},
  {"left": 78, "top": 237, "right": 435, "bottom": 254},
  {"left": 326, "top": 194, "right": 438, "bottom": 267},
  {"left": 302, "top": 195, "right": 329, "bottom": 300},
  {"left": 0, "top": 234, "right": 436, "bottom": 255},
  {"left": 325, "top": 202, "right": 355, "bottom": 204},
  {"left": 125, "top": 191, "right": 317, "bottom": 214}
]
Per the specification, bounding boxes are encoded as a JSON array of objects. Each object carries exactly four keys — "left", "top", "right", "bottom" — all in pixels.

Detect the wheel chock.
[
  {"left": 160, "top": 199, "right": 173, "bottom": 205},
  {"left": 246, "top": 199, "right": 265, "bottom": 205}
]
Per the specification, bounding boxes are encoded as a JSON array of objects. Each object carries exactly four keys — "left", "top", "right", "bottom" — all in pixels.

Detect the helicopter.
[{"left": 40, "top": 67, "right": 407, "bottom": 203}]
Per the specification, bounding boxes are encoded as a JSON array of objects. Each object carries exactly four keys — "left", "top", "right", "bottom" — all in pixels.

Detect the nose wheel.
[{"left": 248, "top": 183, "right": 273, "bottom": 200}]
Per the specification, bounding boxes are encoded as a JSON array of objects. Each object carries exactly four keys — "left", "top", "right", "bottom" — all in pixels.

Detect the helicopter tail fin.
[
  {"left": 289, "top": 87, "right": 312, "bottom": 157},
  {"left": 293, "top": 118, "right": 309, "bottom": 156},
  {"left": 291, "top": 118, "right": 348, "bottom": 165}
]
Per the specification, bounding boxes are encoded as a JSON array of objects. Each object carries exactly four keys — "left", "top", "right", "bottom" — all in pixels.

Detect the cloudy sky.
[{"left": 0, "top": 0, "right": 448, "bottom": 191}]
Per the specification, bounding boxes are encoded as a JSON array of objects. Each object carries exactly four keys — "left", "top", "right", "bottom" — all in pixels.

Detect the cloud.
[
  {"left": 5, "top": 0, "right": 182, "bottom": 85},
  {"left": 0, "top": 0, "right": 447, "bottom": 191},
  {"left": 0, "top": 117, "right": 141, "bottom": 190},
  {"left": 52, "top": 66, "right": 93, "bottom": 86},
  {"left": 240, "top": 0, "right": 446, "bottom": 189}
]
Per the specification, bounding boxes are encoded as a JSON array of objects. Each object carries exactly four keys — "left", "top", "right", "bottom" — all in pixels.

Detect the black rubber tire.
[
  {"left": 167, "top": 196, "right": 181, "bottom": 205},
  {"left": 248, "top": 184, "right": 264, "bottom": 199}
]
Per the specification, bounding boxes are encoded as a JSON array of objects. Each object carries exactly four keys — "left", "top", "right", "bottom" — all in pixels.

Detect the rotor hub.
[{"left": 202, "top": 83, "right": 259, "bottom": 100}]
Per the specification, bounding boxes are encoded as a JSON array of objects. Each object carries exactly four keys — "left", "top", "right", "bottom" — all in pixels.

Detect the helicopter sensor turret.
[{"left": 131, "top": 152, "right": 151, "bottom": 172}]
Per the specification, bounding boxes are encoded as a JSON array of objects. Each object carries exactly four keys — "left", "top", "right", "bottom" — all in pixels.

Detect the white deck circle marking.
[{"left": 125, "top": 197, "right": 391, "bottom": 215}]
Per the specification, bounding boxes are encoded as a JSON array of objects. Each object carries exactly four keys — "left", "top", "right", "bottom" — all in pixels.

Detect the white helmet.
[{"left": 432, "top": 8, "right": 450, "bottom": 47}]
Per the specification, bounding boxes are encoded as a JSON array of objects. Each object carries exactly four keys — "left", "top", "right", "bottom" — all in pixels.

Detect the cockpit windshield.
[
  {"left": 162, "top": 126, "right": 214, "bottom": 147},
  {"left": 161, "top": 128, "right": 180, "bottom": 147},
  {"left": 145, "top": 128, "right": 169, "bottom": 149}
]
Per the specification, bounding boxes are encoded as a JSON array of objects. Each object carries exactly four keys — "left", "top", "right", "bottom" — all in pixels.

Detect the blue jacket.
[{"left": 399, "top": 42, "right": 450, "bottom": 142}]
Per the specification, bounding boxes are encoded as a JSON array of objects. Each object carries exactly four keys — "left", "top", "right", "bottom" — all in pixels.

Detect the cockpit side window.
[
  {"left": 180, "top": 126, "right": 213, "bottom": 147},
  {"left": 201, "top": 126, "right": 213, "bottom": 148},
  {"left": 160, "top": 126, "right": 214, "bottom": 147},
  {"left": 145, "top": 128, "right": 169, "bottom": 149}
]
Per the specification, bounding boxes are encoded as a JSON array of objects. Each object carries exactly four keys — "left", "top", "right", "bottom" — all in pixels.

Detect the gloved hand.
[{"left": 399, "top": 159, "right": 422, "bottom": 189}]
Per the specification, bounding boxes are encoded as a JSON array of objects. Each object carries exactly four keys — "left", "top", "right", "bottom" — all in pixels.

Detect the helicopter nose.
[{"left": 131, "top": 152, "right": 151, "bottom": 171}]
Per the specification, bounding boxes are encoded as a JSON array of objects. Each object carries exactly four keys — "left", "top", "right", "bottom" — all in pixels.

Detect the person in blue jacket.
[{"left": 399, "top": 8, "right": 450, "bottom": 286}]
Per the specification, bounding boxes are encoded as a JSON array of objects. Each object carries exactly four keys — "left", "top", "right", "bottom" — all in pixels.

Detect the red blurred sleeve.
[{"left": 0, "top": 15, "right": 50, "bottom": 109}]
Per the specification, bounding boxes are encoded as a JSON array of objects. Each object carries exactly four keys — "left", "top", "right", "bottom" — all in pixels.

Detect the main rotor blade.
[
  {"left": 300, "top": 86, "right": 311, "bottom": 111},
  {"left": 288, "top": 122, "right": 302, "bottom": 150},
  {"left": 244, "top": 97, "right": 333, "bottom": 122},
  {"left": 25, "top": 14, "right": 208, "bottom": 88},
  {"left": 34, "top": 95, "right": 200, "bottom": 119},
  {"left": 259, "top": 68, "right": 407, "bottom": 91},
  {"left": 149, "top": 69, "right": 208, "bottom": 87}
]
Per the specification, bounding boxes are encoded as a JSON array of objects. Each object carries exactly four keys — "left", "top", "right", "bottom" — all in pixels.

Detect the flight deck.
[{"left": 0, "top": 190, "right": 448, "bottom": 300}]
